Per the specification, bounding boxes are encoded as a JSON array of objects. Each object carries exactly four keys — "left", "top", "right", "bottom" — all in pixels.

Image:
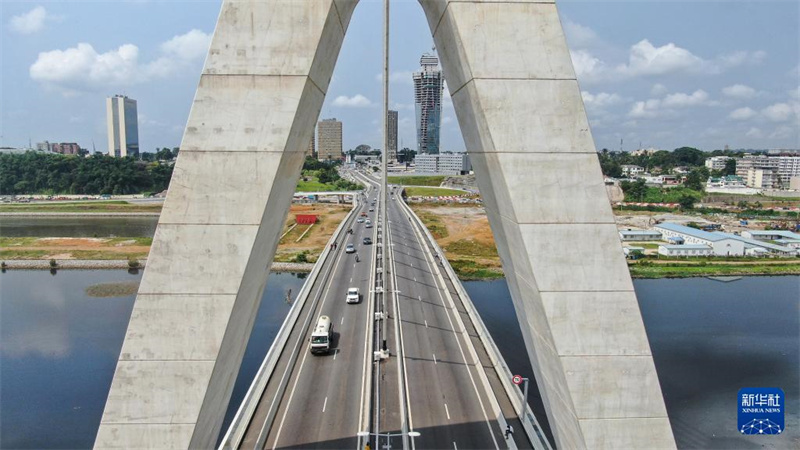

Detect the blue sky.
[{"left": 1, "top": 0, "right": 798, "bottom": 153}]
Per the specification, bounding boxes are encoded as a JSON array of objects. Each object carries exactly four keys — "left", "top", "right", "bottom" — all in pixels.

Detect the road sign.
[{"left": 512, "top": 375, "right": 523, "bottom": 385}]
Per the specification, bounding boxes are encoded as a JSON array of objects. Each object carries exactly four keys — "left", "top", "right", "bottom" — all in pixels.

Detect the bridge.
[
  {"left": 216, "top": 171, "right": 550, "bottom": 449},
  {"left": 95, "top": 1, "right": 676, "bottom": 449}
]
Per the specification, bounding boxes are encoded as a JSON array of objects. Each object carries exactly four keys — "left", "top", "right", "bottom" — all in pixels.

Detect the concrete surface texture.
[
  {"left": 94, "top": 1, "right": 358, "bottom": 448},
  {"left": 419, "top": 0, "right": 676, "bottom": 448}
]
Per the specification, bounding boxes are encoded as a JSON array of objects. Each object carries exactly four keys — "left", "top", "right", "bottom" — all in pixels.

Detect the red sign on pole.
[{"left": 512, "top": 375, "right": 523, "bottom": 385}]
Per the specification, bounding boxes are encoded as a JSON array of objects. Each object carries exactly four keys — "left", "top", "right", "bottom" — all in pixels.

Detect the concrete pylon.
[
  {"left": 94, "top": 1, "right": 358, "bottom": 447},
  {"left": 419, "top": 1, "right": 676, "bottom": 448}
]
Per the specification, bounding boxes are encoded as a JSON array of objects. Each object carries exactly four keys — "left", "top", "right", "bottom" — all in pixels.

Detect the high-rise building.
[
  {"left": 317, "top": 118, "right": 342, "bottom": 161},
  {"left": 387, "top": 110, "right": 398, "bottom": 161},
  {"left": 307, "top": 126, "right": 315, "bottom": 157},
  {"left": 413, "top": 53, "right": 443, "bottom": 154},
  {"left": 106, "top": 95, "right": 139, "bottom": 157}
]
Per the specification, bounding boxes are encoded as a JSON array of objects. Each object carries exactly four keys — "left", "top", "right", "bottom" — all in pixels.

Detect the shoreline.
[
  {"left": 3, "top": 259, "right": 795, "bottom": 280},
  {"left": 0, "top": 212, "right": 160, "bottom": 217},
  {"left": 0, "top": 259, "right": 314, "bottom": 272}
]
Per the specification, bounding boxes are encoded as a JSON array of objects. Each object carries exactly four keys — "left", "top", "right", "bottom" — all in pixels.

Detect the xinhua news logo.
[{"left": 738, "top": 388, "right": 784, "bottom": 435}]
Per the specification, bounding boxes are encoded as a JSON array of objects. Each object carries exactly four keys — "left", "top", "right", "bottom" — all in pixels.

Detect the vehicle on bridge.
[
  {"left": 309, "top": 316, "right": 332, "bottom": 355},
  {"left": 357, "top": 217, "right": 365, "bottom": 223},
  {"left": 345, "top": 243, "right": 356, "bottom": 253},
  {"left": 346, "top": 287, "right": 360, "bottom": 304},
  {"left": 363, "top": 237, "right": 372, "bottom": 245},
  {"left": 365, "top": 220, "right": 373, "bottom": 228}
]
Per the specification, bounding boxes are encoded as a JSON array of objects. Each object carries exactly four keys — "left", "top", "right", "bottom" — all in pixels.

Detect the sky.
[{"left": 1, "top": 0, "right": 798, "bottom": 154}]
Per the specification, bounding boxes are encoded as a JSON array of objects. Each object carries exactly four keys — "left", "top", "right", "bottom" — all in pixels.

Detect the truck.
[{"left": 309, "top": 315, "right": 332, "bottom": 355}]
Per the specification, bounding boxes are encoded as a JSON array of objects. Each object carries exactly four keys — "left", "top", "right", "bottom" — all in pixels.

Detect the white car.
[
  {"left": 346, "top": 287, "right": 360, "bottom": 304},
  {"left": 357, "top": 217, "right": 365, "bottom": 223}
]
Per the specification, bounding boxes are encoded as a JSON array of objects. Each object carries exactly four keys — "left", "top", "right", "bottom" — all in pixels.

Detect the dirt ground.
[{"left": 0, "top": 203, "right": 352, "bottom": 262}]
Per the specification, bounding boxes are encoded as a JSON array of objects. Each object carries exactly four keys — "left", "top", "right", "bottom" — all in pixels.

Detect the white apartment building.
[
  {"left": 736, "top": 155, "right": 800, "bottom": 188},
  {"left": 704, "top": 156, "right": 732, "bottom": 171},
  {"left": 621, "top": 165, "right": 644, "bottom": 177}
]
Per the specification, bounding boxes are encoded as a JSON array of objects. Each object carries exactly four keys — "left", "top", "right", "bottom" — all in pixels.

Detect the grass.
[
  {"left": 629, "top": 262, "right": 800, "bottom": 278},
  {"left": 444, "top": 239, "right": 498, "bottom": 258},
  {"left": 404, "top": 187, "right": 472, "bottom": 197},
  {"left": 0, "top": 201, "right": 161, "bottom": 213},
  {"left": 448, "top": 258, "right": 504, "bottom": 280},
  {"left": 415, "top": 211, "right": 449, "bottom": 239},
  {"left": 388, "top": 175, "right": 446, "bottom": 186},
  {"left": 296, "top": 175, "right": 339, "bottom": 192},
  {"left": 85, "top": 281, "right": 140, "bottom": 297}
]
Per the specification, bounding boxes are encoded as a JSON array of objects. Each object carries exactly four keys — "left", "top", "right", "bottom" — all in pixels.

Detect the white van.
[{"left": 310, "top": 315, "right": 332, "bottom": 355}]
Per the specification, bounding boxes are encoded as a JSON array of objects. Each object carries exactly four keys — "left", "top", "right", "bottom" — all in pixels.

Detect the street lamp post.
[{"left": 357, "top": 431, "right": 420, "bottom": 450}]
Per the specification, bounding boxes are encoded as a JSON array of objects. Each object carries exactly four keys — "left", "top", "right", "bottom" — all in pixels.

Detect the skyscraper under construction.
[{"left": 413, "top": 52, "right": 443, "bottom": 154}]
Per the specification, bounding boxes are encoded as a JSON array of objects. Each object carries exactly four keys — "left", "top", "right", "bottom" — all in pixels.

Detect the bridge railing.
[
  {"left": 397, "top": 193, "right": 553, "bottom": 450},
  {"left": 219, "top": 194, "right": 361, "bottom": 449}
]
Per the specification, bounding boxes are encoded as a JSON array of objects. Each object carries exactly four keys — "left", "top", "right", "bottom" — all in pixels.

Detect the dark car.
[{"left": 363, "top": 237, "right": 372, "bottom": 245}]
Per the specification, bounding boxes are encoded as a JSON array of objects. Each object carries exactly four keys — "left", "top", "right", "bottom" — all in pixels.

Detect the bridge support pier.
[{"left": 419, "top": 1, "right": 675, "bottom": 448}]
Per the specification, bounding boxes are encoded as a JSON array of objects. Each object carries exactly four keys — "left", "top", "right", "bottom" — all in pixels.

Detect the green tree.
[
  {"left": 678, "top": 194, "right": 697, "bottom": 210},
  {"left": 722, "top": 158, "right": 736, "bottom": 176}
]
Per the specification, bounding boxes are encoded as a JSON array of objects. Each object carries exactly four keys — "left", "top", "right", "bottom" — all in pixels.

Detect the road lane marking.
[
  {"left": 433, "top": 353, "right": 437, "bottom": 364},
  {"left": 418, "top": 295, "right": 421, "bottom": 302},
  {"left": 350, "top": 277, "right": 353, "bottom": 283},
  {"left": 445, "top": 403, "right": 450, "bottom": 420},
  {"left": 322, "top": 396, "right": 328, "bottom": 413},
  {"left": 453, "top": 443, "right": 458, "bottom": 450},
  {"left": 333, "top": 350, "right": 337, "bottom": 360},
  {"left": 424, "top": 320, "right": 428, "bottom": 328},
  {"left": 341, "top": 317, "right": 344, "bottom": 325}
]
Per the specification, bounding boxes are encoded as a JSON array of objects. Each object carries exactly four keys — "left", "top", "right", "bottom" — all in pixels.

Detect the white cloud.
[
  {"left": 29, "top": 30, "right": 211, "bottom": 94},
  {"left": 10, "top": 6, "right": 48, "bottom": 34},
  {"left": 619, "top": 40, "right": 704, "bottom": 77},
  {"left": 573, "top": 38, "right": 766, "bottom": 84},
  {"left": 745, "top": 127, "right": 764, "bottom": 138},
  {"left": 332, "top": 94, "right": 373, "bottom": 107},
  {"left": 160, "top": 29, "right": 211, "bottom": 60},
  {"left": 729, "top": 107, "right": 757, "bottom": 121},
  {"left": 722, "top": 84, "right": 757, "bottom": 99},
  {"left": 761, "top": 103, "right": 793, "bottom": 122},
  {"left": 769, "top": 125, "right": 795, "bottom": 140},
  {"left": 582, "top": 91, "right": 623, "bottom": 108},
  {"left": 562, "top": 19, "right": 599, "bottom": 49},
  {"left": 651, "top": 83, "right": 668, "bottom": 96},
  {"left": 662, "top": 89, "right": 711, "bottom": 107},
  {"left": 627, "top": 89, "right": 714, "bottom": 118}
]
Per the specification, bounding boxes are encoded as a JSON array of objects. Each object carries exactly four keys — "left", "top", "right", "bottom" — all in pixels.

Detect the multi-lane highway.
[
  {"left": 237, "top": 185, "right": 378, "bottom": 449},
  {"left": 230, "top": 168, "right": 538, "bottom": 449}
]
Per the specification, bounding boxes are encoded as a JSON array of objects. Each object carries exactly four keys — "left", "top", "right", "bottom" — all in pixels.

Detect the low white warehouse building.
[
  {"left": 658, "top": 244, "right": 713, "bottom": 257},
  {"left": 654, "top": 222, "right": 746, "bottom": 256}
]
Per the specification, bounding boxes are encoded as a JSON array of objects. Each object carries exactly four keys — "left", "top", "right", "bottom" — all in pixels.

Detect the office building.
[
  {"left": 36, "top": 141, "right": 81, "bottom": 155},
  {"left": 413, "top": 53, "right": 443, "bottom": 154},
  {"left": 106, "top": 95, "right": 139, "bottom": 157},
  {"left": 317, "top": 118, "right": 342, "bottom": 161},
  {"left": 387, "top": 110, "right": 398, "bottom": 161},
  {"left": 415, "top": 153, "right": 471, "bottom": 175}
]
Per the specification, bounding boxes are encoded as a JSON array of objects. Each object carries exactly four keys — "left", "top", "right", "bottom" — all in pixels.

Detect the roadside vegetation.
[
  {"left": 0, "top": 201, "right": 162, "bottom": 214},
  {"left": 297, "top": 157, "right": 360, "bottom": 192},
  {"left": 404, "top": 187, "right": 471, "bottom": 197},
  {"left": 629, "top": 260, "right": 800, "bottom": 278},
  {"left": 388, "top": 175, "right": 445, "bottom": 186}
]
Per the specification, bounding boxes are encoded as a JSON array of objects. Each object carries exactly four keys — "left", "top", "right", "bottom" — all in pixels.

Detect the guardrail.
[
  {"left": 219, "top": 195, "right": 362, "bottom": 449},
  {"left": 397, "top": 195, "right": 553, "bottom": 450}
]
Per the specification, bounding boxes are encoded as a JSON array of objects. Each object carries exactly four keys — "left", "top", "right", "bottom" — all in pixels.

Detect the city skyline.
[{"left": 1, "top": 1, "right": 798, "bottom": 153}]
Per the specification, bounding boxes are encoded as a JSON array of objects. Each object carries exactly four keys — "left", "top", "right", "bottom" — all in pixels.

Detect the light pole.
[{"left": 357, "top": 430, "right": 420, "bottom": 450}]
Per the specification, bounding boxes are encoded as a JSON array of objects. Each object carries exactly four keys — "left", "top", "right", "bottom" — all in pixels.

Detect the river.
[{"left": 0, "top": 271, "right": 797, "bottom": 449}]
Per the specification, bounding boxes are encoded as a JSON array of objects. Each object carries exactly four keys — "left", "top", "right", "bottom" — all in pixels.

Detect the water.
[
  {"left": 0, "top": 216, "right": 158, "bottom": 237},
  {"left": 464, "top": 276, "right": 800, "bottom": 450},
  {"left": 0, "top": 270, "right": 306, "bottom": 449},
  {"left": 1, "top": 272, "right": 797, "bottom": 449}
]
